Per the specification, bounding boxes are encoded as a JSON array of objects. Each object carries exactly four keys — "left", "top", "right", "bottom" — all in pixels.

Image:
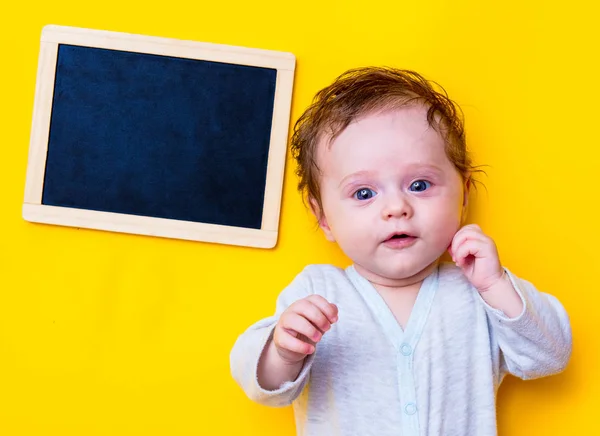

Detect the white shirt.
[{"left": 230, "top": 263, "right": 572, "bottom": 436}]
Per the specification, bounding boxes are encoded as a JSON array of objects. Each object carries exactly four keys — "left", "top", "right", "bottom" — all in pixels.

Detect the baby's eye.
[
  {"left": 409, "top": 180, "right": 431, "bottom": 192},
  {"left": 354, "top": 188, "right": 376, "bottom": 200}
]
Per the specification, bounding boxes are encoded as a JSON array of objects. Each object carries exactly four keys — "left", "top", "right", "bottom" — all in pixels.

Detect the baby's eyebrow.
[
  {"left": 405, "top": 164, "right": 445, "bottom": 175},
  {"left": 338, "top": 170, "right": 376, "bottom": 188},
  {"left": 338, "top": 165, "right": 445, "bottom": 188}
]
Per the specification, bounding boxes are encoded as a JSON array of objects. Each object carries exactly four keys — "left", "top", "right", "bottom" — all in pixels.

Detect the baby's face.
[{"left": 315, "top": 106, "right": 466, "bottom": 285}]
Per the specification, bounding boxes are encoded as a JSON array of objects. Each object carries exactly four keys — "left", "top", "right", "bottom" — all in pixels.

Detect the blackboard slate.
[
  {"left": 42, "top": 44, "right": 277, "bottom": 230},
  {"left": 24, "top": 26, "right": 295, "bottom": 248}
]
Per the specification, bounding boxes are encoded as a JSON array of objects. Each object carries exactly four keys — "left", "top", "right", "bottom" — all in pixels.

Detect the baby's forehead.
[
  {"left": 312, "top": 108, "right": 453, "bottom": 178},
  {"left": 323, "top": 105, "right": 436, "bottom": 141},
  {"left": 320, "top": 107, "right": 444, "bottom": 151}
]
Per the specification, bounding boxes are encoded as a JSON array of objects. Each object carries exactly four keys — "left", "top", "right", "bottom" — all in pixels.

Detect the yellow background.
[{"left": 1, "top": 0, "right": 597, "bottom": 434}]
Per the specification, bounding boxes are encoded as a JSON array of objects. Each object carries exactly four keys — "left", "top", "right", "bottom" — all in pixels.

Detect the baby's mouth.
[{"left": 383, "top": 233, "right": 418, "bottom": 247}]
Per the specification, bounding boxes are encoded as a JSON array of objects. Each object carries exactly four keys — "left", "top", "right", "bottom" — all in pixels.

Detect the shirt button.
[
  {"left": 400, "top": 343, "right": 412, "bottom": 356},
  {"left": 405, "top": 402, "right": 417, "bottom": 415}
]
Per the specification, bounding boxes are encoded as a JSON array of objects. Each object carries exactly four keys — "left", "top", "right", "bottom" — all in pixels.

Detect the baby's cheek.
[{"left": 435, "top": 212, "right": 462, "bottom": 246}]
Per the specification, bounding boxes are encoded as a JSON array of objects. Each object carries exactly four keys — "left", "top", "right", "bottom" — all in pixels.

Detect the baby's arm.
[
  {"left": 485, "top": 271, "right": 572, "bottom": 379},
  {"left": 450, "top": 224, "right": 572, "bottom": 378},
  {"left": 258, "top": 295, "right": 338, "bottom": 390},
  {"left": 230, "top": 268, "right": 337, "bottom": 406}
]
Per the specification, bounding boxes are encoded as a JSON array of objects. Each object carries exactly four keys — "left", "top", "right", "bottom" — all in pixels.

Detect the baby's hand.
[
  {"left": 273, "top": 295, "right": 338, "bottom": 364},
  {"left": 448, "top": 224, "right": 505, "bottom": 293}
]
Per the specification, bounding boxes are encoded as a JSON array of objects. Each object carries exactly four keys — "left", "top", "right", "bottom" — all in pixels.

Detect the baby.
[{"left": 230, "top": 67, "right": 572, "bottom": 436}]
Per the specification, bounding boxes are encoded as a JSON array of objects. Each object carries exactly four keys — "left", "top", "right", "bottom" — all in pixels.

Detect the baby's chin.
[{"left": 354, "top": 260, "right": 439, "bottom": 288}]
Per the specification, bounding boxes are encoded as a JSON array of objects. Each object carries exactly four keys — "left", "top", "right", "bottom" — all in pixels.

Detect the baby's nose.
[{"left": 381, "top": 194, "right": 413, "bottom": 219}]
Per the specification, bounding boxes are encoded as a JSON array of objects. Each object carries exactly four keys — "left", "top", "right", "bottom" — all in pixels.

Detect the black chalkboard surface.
[{"left": 23, "top": 26, "right": 296, "bottom": 248}]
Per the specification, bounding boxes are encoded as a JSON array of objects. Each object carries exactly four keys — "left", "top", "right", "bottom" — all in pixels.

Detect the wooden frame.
[{"left": 23, "top": 25, "right": 296, "bottom": 248}]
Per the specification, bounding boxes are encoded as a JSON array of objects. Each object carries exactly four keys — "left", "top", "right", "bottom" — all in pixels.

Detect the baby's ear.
[
  {"left": 463, "top": 176, "right": 471, "bottom": 207},
  {"left": 461, "top": 176, "right": 471, "bottom": 222},
  {"left": 309, "top": 197, "right": 336, "bottom": 242}
]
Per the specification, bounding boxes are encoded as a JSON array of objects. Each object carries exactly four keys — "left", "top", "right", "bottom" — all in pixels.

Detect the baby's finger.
[
  {"left": 306, "top": 295, "right": 339, "bottom": 324},
  {"left": 454, "top": 223, "right": 486, "bottom": 241},
  {"left": 461, "top": 223, "right": 482, "bottom": 233},
  {"left": 451, "top": 228, "right": 486, "bottom": 258},
  {"left": 275, "top": 328, "right": 315, "bottom": 355},
  {"left": 292, "top": 299, "right": 332, "bottom": 335},
  {"left": 453, "top": 239, "right": 483, "bottom": 267},
  {"left": 280, "top": 311, "right": 324, "bottom": 343}
]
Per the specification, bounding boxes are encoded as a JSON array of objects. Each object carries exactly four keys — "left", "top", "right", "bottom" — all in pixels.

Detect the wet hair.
[{"left": 290, "top": 66, "right": 481, "bottom": 214}]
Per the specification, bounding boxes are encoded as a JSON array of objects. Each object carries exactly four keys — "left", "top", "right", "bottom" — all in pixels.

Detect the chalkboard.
[{"left": 23, "top": 26, "right": 296, "bottom": 248}]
